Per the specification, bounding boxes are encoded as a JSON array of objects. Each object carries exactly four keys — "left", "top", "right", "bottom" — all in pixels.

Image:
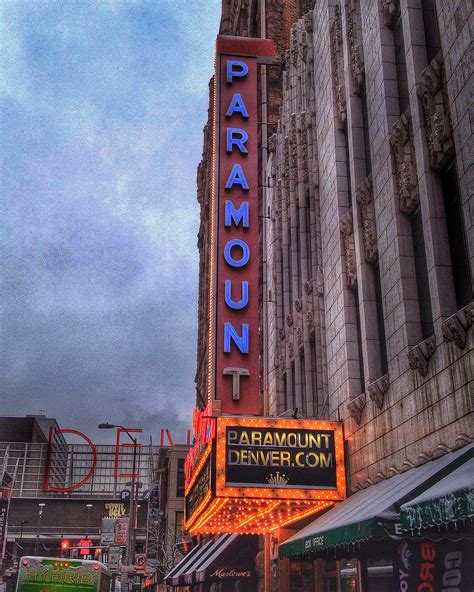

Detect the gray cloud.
[{"left": 1, "top": 0, "right": 220, "bottom": 444}]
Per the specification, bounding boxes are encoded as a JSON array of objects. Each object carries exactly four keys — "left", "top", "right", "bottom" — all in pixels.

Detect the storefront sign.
[
  {"left": 105, "top": 502, "right": 126, "bottom": 518},
  {"left": 0, "top": 501, "right": 7, "bottom": 555},
  {"left": 216, "top": 417, "right": 345, "bottom": 500},
  {"left": 100, "top": 518, "right": 116, "bottom": 545},
  {"left": 210, "top": 568, "right": 252, "bottom": 579},
  {"left": 185, "top": 456, "right": 211, "bottom": 520},
  {"left": 108, "top": 545, "right": 121, "bottom": 572},
  {"left": 114, "top": 517, "right": 129, "bottom": 546},
  {"left": 185, "top": 416, "right": 345, "bottom": 534},
  {"left": 394, "top": 540, "right": 473, "bottom": 592}
]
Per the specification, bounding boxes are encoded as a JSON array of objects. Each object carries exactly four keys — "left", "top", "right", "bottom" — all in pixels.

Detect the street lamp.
[
  {"left": 85, "top": 503, "right": 93, "bottom": 556},
  {"left": 17, "top": 520, "right": 29, "bottom": 557},
  {"left": 98, "top": 423, "right": 139, "bottom": 569},
  {"left": 34, "top": 504, "right": 46, "bottom": 555}
]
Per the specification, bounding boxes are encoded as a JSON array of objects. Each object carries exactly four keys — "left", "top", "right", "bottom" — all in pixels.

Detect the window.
[
  {"left": 176, "top": 459, "right": 185, "bottom": 498},
  {"left": 354, "top": 289, "right": 366, "bottom": 392},
  {"left": 374, "top": 261, "right": 388, "bottom": 374},
  {"left": 421, "top": 0, "right": 441, "bottom": 62},
  {"left": 392, "top": 9, "right": 409, "bottom": 114},
  {"left": 360, "top": 84, "right": 371, "bottom": 176},
  {"left": 411, "top": 206, "right": 434, "bottom": 337},
  {"left": 441, "top": 160, "right": 472, "bottom": 308}
]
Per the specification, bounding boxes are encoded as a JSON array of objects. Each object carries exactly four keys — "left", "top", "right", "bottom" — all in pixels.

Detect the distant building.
[{"left": 0, "top": 416, "right": 172, "bottom": 590}]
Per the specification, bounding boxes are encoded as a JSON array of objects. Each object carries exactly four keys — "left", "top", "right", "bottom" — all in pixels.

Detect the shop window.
[
  {"left": 441, "top": 159, "right": 473, "bottom": 308},
  {"left": 410, "top": 205, "right": 434, "bottom": 337},
  {"left": 290, "top": 561, "right": 314, "bottom": 592},
  {"left": 176, "top": 459, "right": 185, "bottom": 498}
]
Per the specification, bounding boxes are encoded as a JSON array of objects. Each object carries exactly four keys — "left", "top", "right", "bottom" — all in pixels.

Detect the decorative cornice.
[
  {"left": 351, "top": 434, "right": 474, "bottom": 492},
  {"left": 346, "top": 0, "right": 364, "bottom": 92},
  {"left": 367, "top": 373, "right": 389, "bottom": 408},
  {"left": 442, "top": 302, "right": 474, "bottom": 349},
  {"left": 340, "top": 209, "right": 357, "bottom": 288},
  {"left": 418, "top": 53, "right": 454, "bottom": 171},
  {"left": 347, "top": 392, "right": 366, "bottom": 424},
  {"left": 268, "top": 134, "right": 277, "bottom": 154},
  {"left": 390, "top": 113, "right": 420, "bottom": 214},
  {"left": 356, "top": 176, "right": 378, "bottom": 263},
  {"left": 407, "top": 335, "right": 436, "bottom": 377},
  {"left": 303, "top": 10, "right": 313, "bottom": 33},
  {"left": 330, "top": 4, "right": 347, "bottom": 130}
]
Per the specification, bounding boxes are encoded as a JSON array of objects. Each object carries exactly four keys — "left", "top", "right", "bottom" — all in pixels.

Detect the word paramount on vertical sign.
[{"left": 213, "top": 38, "right": 273, "bottom": 414}]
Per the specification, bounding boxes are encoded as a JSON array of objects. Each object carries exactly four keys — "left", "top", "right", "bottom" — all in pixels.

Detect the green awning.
[
  {"left": 400, "top": 457, "right": 474, "bottom": 531},
  {"left": 279, "top": 443, "right": 473, "bottom": 558}
]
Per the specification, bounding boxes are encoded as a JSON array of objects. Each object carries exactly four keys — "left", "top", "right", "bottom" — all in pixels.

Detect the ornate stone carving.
[
  {"left": 296, "top": 326, "right": 303, "bottom": 345},
  {"left": 418, "top": 54, "right": 454, "bottom": 170},
  {"left": 268, "top": 134, "right": 277, "bottom": 154},
  {"left": 303, "top": 10, "right": 313, "bottom": 33},
  {"left": 356, "top": 176, "right": 378, "bottom": 263},
  {"left": 279, "top": 353, "right": 285, "bottom": 370},
  {"left": 294, "top": 299, "right": 302, "bottom": 312},
  {"left": 346, "top": 0, "right": 364, "bottom": 92},
  {"left": 407, "top": 335, "right": 436, "bottom": 377},
  {"left": 352, "top": 433, "right": 474, "bottom": 491},
  {"left": 288, "top": 339, "right": 294, "bottom": 359},
  {"left": 367, "top": 373, "right": 389, "bottom": 409},
  {"left": 340, "top": 209, "right": 357, "bottom": 288},
  {"left": 381, "top": 0, "right": 399, "bottom": 27},
  {"left": 442, "top": 302, "right": 474, "bottom": 349},
  {"left": 305, "top": 310, "right": 314, "bottom": 330},
  {"left": 290, "top": 27, "right": 298, "bottom": 62},
  {"left": 304, "top": 280, "right": 313, "bottom": 295},
  {"left": 390, "top": 113, "right": 419, "bottom": 214},
  {"left": 278, "top": 328, "right": 286, "bottom": 341},
  {"left": 286, "top": 313, "right": 293, "bottom": 327},
  {"left": 347, "top": 392, "right": 366, "bottom": 424},
  {"left": 330, "top": 4, "right": 347, "bottom": 130}
]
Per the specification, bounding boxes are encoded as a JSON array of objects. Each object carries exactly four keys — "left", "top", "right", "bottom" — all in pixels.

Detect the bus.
[{"left": 16, "top": 556, "right": 112, "bottom": 592}]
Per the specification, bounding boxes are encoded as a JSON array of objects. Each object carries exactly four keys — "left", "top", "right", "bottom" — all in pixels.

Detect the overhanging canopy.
[
  {"left": 165, "top": 534, "right": 258, "bottom": 587},
  {"left": 164, "top": 540, "right": 213, "bottom": 587},
  {"left": 195, "top": 534, "right": 257, "bottom": 583},
  {"left": 400, "top": 455, "right": 474, "bottom": 531},
  {"left": 280, "top": 443, "right": 473, "bottom": 557}
]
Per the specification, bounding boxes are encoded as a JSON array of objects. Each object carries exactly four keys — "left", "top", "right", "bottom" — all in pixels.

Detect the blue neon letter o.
[{"left": 224, "top": 239, "right": 250, "bottom": 267}]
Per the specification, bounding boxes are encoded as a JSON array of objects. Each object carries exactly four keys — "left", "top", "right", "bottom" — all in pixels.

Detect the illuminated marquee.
[{"left": 185, "top": 417, "right": 346, "bottom": 534}]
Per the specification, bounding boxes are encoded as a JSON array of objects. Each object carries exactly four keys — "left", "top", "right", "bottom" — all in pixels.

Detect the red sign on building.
[{"left": 209, "top": 36, "right": 274, "bottom": 415}]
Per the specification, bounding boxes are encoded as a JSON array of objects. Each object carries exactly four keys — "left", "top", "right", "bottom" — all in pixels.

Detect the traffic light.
[{"left": 60, "top": 540, "right": 70, "bottom": 557}]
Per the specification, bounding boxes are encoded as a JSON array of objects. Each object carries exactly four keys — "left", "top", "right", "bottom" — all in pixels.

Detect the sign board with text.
[
  {"left": 108, "top": 545, "right": 121, "bottom": 572},
  {"left": 185, "top": 416, "right": 345, "bottom": 534}
]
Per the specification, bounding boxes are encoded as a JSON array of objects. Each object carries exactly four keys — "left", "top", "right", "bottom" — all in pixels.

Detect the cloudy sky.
[{"left": 1, "top": 0, "right": 221, "bottom": 444}]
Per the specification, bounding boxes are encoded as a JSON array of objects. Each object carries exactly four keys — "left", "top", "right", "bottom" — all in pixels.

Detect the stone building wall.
[{"left": 263, "top": 0, "right": 473, "bottom": 492}]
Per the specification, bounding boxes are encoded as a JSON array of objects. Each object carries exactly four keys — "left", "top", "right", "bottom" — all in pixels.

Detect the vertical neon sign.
[{"left": 210, "top": 37, "right": 274, "bottom": 415}]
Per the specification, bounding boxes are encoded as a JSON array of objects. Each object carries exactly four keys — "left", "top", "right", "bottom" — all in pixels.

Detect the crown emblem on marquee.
[{"left": 267, "top": 471, "right": 289, "bottom": 486}]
